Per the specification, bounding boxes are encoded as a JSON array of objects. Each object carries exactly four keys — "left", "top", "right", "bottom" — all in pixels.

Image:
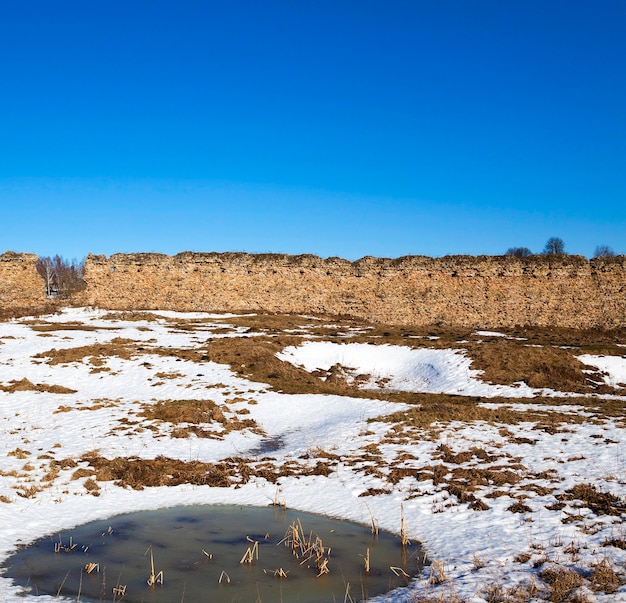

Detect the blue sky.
[{"left": 1, "top": 1, "right": 624, "bottom": 260}]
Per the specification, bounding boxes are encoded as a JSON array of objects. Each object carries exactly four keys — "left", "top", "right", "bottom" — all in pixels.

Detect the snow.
[
  {"left": 0, "top": 308, "right": 625, "bottom": 602},
  {"left": 277, "top": 340, "right": 548, "bottom": 397},
  {"left": 474, "top": 330, "right": 508, "bottom": 338},
  {"left": 579, "top": 354, "right": 626, "bottom": 388},
  {"left": 474, "top": 330, "right": 527, "bottom": 341}
]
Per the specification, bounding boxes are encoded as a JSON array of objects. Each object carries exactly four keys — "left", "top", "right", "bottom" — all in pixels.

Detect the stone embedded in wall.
[{"left": 82, "top": 252, "right": 626, "bottom": 329}]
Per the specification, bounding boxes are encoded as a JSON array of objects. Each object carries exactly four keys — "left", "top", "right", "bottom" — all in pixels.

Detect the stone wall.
[
  {"left": 0, "top": 252, "right": 47, "bottom": 313},
  {"left": 81, "top": 252, "right": 626, "bottom": 329}
]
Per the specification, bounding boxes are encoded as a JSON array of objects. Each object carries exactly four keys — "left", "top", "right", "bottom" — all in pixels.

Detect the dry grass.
[
  {"left": 501, "top": 325, "right": 626, "bottom": 349},
  {"left": 0, "top": 378, "right": 76, "bottom": 394},
  {"left": 101, "top": 311, "right": 164, "bottom": 322},
  {"left": 465, "top": 340, "right": 599, "bottom": 393},
  {"left": 140, "top": 399, "right": 227, "bottom": 424},
  {"left": 507, "top": 499, "right": 533, "bottom": 514},
  {"left": 138, "top": 399, "right": 262, "bottom": 438},
  {"left": 14, "top": 484, "right": 43, "bottom": 499},
  {"left": 33, "top": 337, "right": 140, "bottom": 365},
  {"left": 539, "top": 565, "right": 584, "bottom": 602},
  {"left": 213, "top": 312, "right": 360, "bottom": 335},
  {"left": 205, "top": 335, "right": 340, "bottom": 395},
  {"left": 77, "top": 453, "right": 236, "bottom": 489},
  {"left": 588, "top": 557, "right": 622, "bottom": 593},
  {"left": 375, "top": 395, "right": 592, "bottom": 440},
  {"left": 0, "top": 303, "right": 59, "bottom": 322},
  {"left": 83, "top": 477, "right": 101, "bottom": 495},
  {"left": 70, "top": 452, "right": 335, "bottom": 490},
  {"left": 154, "top": 371, "right": 185, "bottom": 379},
  {"left": 28, "top": 322, "right": 115, "bottom": 332},
  {"left": 557, "top": 484, "right": 626, "bottom": 516},
  {"left": 7, "top": 448, "right": 30, "bottom": 459},
  {"left": 603, "top": 534, "right": 626, "bottom": 550}
]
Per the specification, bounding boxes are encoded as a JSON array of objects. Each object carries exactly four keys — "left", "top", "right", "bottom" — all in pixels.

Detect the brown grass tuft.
[
  {"left": 83, "top": 478, "right": 101, "bottom": 494},
  {"left": 0, "top": 303, "right": 59, "bottom": 322},
  {"left": 138, "top": 399, "right": 262, "bottom": 438},
  {"left": 33, "top": 338, "right": 138, "bottom": 365},
  {"left": 7, "top": 448, "right": 30, "bottom": 459},
  {"left": 78, "top": 453, "right": 236, "bottom": 489},
  {"left": 539, "top": 565, "right": 584, "bottom": 602},
  {"left": 557, "top": 484, "right": 626, "bottom": 516},
  {"left": 140, "top": 399, "right": 227, "bottom": 424},
  {"left": 588, "top": 557, "right": 622, "bottom": 593},
  {"left": 0, "top": 378, "right": 76, "bottom": 393},
  {"left": 508, "top": 499, "right": 533, "bottom": 514},
  {"left": 466, "top": 339, "right": 598, "bottom": 392}
]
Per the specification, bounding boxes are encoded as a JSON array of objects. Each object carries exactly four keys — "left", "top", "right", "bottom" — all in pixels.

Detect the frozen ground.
[{"left": 0, "top": 308, "right": 625, "bottom": 602}]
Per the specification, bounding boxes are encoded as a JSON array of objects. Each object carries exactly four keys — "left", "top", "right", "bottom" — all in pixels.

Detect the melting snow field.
[
  {"left": 277, "top": 341, "right": 546, "bottom": 397},
  {"left": 0, "top": 308, "right": 625, "bottom": 602}
]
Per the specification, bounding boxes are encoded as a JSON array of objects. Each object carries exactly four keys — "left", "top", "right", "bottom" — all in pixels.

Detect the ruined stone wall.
[
  {"left": 82, "top": 252, "right": 626, "bottom": 329},
  {"left": 0, "top": 252, "right": 47, "bottom": 313}
]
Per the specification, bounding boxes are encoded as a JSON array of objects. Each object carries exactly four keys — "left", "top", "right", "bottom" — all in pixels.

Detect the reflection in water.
[{"left": 2, "top": 505, "right": 423, "bottom": 602}]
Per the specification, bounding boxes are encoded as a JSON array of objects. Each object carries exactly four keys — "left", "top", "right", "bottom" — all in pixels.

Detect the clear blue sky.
[{"left": 1, "top": 1, "right": 624, "bottom": 260}]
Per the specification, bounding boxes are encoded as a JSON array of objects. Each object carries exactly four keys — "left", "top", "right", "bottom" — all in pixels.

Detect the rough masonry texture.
[
  {"left": 78, "top": 252, "right": 626, "bottom": 329},
  {"left": 2, "top": 251, "right": 625, "bottom": 328},
  {"left": 0, "top": 252, "right": 47, "bottom": 313}
]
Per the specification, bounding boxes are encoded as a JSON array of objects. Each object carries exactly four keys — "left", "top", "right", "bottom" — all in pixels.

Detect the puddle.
[
  {"left": 2, "top": 505, "right": 423, "bottom": 602},
  {"left": 247, "top": 435, "right": 285, "bottom": 456}
]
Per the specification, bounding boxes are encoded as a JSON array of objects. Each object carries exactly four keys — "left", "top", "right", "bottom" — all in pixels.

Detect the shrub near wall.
[{"left": 82, "top": 252, "right": 626, "bottom": 329}]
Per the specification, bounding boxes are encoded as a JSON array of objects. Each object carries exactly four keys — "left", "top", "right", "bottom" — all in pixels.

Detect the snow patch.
[
  {"left": 277, "top": 341, "right": 544, "bottom": 397},
  {"left": 578, "top": 354, "right": 626, "bottom": 388}
]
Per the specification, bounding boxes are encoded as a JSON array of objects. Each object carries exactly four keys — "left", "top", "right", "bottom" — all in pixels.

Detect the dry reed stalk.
[
  {"left": 363, "top": 502, "right": 379, "bottom": 536},
  {"left": 390, "top": 566, "right": 410, "bottom": 578},
  {"left": 428, "top": 559, "right": 446, "bottom": 584},
  {"left": 218, "top": 570, "right": 231, "bottom": 584},
  {"left": 316, "top": 556, "right": 330, "bottom": 577},
  {"left": 299, "top": 534, "right": 330, "bottom": 573},
  {"left": 400, "top": 504, "right": 410, "bottom": 547},
  {"left": 145, "top": 547, "right": 164, "bottom": 587},
  {"left": 279, "top": 519, "right": 306, "bottom": 557},
  {"left": 84, "top": 562, "right": 100, "bottom": 574},
  {"left": 360, "top": 548, "right": 370, "bottom": 573},
  {"left": 264, "top": 567, "right": 288, "bottom": 578},
  {"left": 343, "top": 582, "right": 355, "bottom": 603},
  {"left": 280, "top": 519, "right": 331, "bottom": 576},
  {"left": 54, "top": 535, "right": 77, "bottom": 553},
  {"left": 471, "top": 551, "right": 484, "bottom": 571},
  {"left": 240, "top": 538, "right": 259, "bottom": 564},
  {"left": 112, "top": 584, "right": 126, "bottom": 597},
  {"left": 272, "top": 486, "right": 286, "bottom": 509}
]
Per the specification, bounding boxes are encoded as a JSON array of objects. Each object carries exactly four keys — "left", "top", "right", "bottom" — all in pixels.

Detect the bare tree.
[
  {"left": 36, "top": 257, "right": 57, "bottom": 297},
  {"left": 593, "top": 245, "right": 615, "bottom": 258},
  {"left": 505, "top": 247, "right": 533, "bottom": 258},
  {"left": 36, "top": 255, "right": 86, "bottom": 298},
  {"left": 543, "top": 237, "right": 565, "bottom": 255}
]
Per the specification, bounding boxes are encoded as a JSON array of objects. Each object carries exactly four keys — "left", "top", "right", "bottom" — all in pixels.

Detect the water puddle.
[{"left": 2, "top": 505, "right": 423, "bottom": 602}]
